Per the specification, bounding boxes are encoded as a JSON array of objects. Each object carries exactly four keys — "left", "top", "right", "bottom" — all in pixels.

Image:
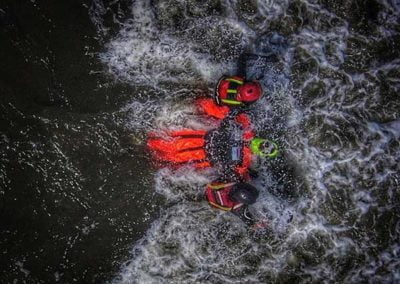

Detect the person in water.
[
  {"left": 195, "top": 75, "right": 262, "bottom": 120},
  {"left": 147, "top": 75, "right": 278, "bottom": 179},
  {"left": 204, "top": 181, "right": 267, "bottom": 228},
  {"left": 147, "top": 112, "right": 278, "bottom": 180}
]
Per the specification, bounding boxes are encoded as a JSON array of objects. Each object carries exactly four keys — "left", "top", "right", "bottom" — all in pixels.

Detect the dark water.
[
  {"left": 1, "top": 0, "right": 400, "bottom": 283},
  {"left": 0, "top": 0, "right": 163, "bottom": 282}
]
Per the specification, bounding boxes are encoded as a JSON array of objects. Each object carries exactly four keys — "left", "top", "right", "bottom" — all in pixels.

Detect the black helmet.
[{"left": 229, "top": 183, "right": 259, "bottom": 205}]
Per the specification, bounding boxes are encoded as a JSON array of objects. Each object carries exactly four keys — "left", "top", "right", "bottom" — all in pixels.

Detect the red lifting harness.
[
  {"left": 215, "top": 76, "right": 245, "bottom": 106},
  {"left": 205, "top": 182, "right": 243, "bottom": 211},
  {"left": 215, "top": 76, "right": 262, "bottom": 106}
]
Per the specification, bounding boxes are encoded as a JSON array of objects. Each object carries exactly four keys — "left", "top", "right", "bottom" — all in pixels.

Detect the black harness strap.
[{"left": 227, "top": 81, "right": 240, "bottom": 101}]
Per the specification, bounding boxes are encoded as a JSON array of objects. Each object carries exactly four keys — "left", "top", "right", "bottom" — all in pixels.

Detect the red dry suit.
[{"left": 147, "top": 98, "right": 255, "bottom": 178}]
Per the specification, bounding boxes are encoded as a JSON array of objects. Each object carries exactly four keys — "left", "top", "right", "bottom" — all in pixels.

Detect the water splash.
[{"left": 96, "top": 0, "right": 400, "bottom": 282}]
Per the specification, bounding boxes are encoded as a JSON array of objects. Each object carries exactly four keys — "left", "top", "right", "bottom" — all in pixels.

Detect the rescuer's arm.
[
  {"left": 237, "top": 53, "right": 248, "bottom": 78},
  {"left": 220, "top": 166, "right": 244, "bottom": 183},
  {"left": 195, "top": 97, "right": 230, "bottom": 120},
  {"left": 218, "top": 108, "right": 250, "bottom": 131},
  {"left": 232, "top": 206, "right": 257, "bottom": 227},
  {"left": 234, "top": 112, "right": 255, "bottom": 142},
  {"left": 232, "top": 206, "right": 270, "bottom": 230},
  {"left": 247, "top": 154, "right": 262, "bottom": 178}
]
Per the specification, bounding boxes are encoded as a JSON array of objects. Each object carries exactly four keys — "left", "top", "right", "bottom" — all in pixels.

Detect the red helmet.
[
  {"left": 215, "top": 76, "right": 262, "bottom": 106},
  {"left": 237, "top": 82, "right": 262, "bottom": 103}
]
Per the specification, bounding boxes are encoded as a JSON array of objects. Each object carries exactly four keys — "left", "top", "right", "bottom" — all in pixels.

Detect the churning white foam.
[{"left": 97, "top": 0, "right": 400, "bottom": 282}]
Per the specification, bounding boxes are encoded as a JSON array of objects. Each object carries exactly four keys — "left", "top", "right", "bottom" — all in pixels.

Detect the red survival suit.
[{"left": 147, "top": 98, "right": 255, "bottom": 178}]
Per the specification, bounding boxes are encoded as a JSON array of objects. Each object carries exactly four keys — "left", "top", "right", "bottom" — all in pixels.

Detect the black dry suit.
[{"left": 204, "top": 114, "right": 251, "bottom": 181}]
